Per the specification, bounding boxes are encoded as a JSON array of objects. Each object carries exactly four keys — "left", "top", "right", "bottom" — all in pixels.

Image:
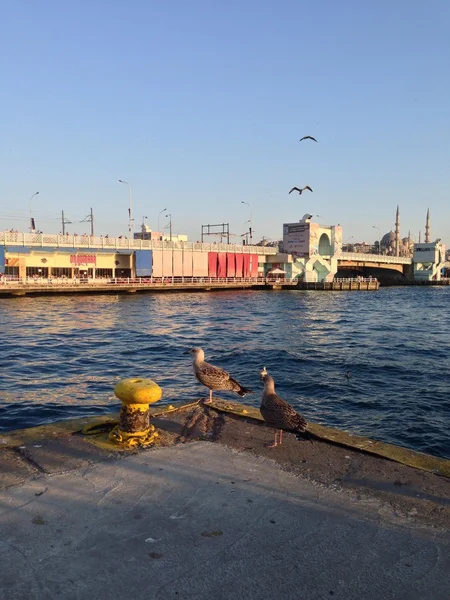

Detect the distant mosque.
[{"left": 377, "top": 206, "right": 431, "bottom": 258}]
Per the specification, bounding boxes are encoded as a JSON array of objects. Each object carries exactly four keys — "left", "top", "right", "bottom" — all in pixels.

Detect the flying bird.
[
  {"left": 259, "top": 367, "right": 311, "bottom": 448},
  {"left": 289, "top": 186, "right": 313, "bottom": 195},
  {"left": 299, "top": 136, "right": 318, "bottom": 142},
  {"left": 184, "top": 347, "right": 253, "bottom": 404}
]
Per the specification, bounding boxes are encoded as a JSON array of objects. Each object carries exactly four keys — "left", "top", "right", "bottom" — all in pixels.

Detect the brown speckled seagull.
[
  {"left": 185, "top": 347, "right": 253, "bottom": 404},
  {"left": 259, "top": 367, "right": 311, "bottom": 448}
]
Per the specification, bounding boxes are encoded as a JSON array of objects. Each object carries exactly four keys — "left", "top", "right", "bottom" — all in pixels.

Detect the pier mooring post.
[{"left": 110, "top": 378, "right": 162, "bottom": 448}]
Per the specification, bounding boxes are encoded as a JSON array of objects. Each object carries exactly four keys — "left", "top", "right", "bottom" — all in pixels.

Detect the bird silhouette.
[
  {"left": 299, "top": 136, "right": 318, "bottom": 142},
  {"left": 289, "top": 186, "right": 313, "bottom": 195}
]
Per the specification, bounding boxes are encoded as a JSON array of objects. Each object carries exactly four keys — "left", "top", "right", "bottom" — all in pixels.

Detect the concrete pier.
[
  {"left": 298, "top": 279, "right": 379, "bottom": 291},
  {"left": 0, "top": 278, "right": 380, "bottom": 297},
  {"left": 1, "top": 403, "right": 449, "bottom": 600}
]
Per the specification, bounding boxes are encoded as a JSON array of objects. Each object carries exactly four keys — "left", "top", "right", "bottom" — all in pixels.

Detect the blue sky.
[{"left": 1, "top": 0, "right": 449, "bottom": 245}]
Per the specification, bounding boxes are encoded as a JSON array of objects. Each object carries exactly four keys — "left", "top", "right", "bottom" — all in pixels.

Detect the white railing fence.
[
  {"left": 0, "top": 275, "right": 300, "bottom": 287},
  {"left": 337, "top": 252, "right": 411, "bottom": 264},
  {"left": 0, "top": 231, "right": 278, "bottom": 255}
]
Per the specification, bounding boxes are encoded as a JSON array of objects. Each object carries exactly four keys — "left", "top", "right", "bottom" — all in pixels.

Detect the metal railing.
[
  {"left": 337, "top": 252, "right": 411, "bottom": 264},
  {"left": 0, "top": 275, "right": 299, "bottom": 287},
  {"left": 0, "top": 231, "right": 277, "bottom": 255},
  {"left": 333, "top": 277, "right": 378, "bottom": 283}
]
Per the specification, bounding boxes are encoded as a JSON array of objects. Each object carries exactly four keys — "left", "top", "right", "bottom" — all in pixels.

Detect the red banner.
[
  {"left": 235, "top": 254, "right": 243, "bottom": 277},
  {"left": 243, "top": 254, "right": 251, "bottom": 277},
  {"left": 250, "top": 254, "right": 259, "bottom": 277},
  {"left": 208, "top": 252, "right": 218, "bottom": 277},
  {"left": 226, "top": 253, "right": 236, "bottom": 277},
  {"left": 70, "top": 254, "right": 97, "bottom": 266},
  {"left": 217, "top": 253, "right": 227, "bottom": 277}
]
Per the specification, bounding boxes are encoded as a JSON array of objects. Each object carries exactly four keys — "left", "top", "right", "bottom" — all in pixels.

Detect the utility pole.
[
  {"left": 241, "top": 202, "right": 253, "bottom": 244},
  {"left": 118, "top": 179, "right": 133, "bottom": 236},
  {"left": 61, "top": 211, "right": 72, "bottom": 235},
  {"left": 80, "top": 209, "right": 94, "bottom": 235},
  {"left": 29, "top": 191, "right": 39, "bottom": 232}
]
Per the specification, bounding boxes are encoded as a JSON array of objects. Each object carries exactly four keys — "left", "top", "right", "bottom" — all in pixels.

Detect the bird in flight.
[
  {"left": 289, "top": 186, "right": 313, "bottom": 195},
  {"left": 299, "top": 136, "right": 318, "bottom": 142}
]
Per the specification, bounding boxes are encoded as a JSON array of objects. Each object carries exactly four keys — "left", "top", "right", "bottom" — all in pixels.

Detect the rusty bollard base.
[{"left": 109, "top": 377, "right": 163, "bottom": 448}]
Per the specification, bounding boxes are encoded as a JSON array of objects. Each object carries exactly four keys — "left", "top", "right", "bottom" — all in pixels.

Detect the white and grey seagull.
[{"left": 184, "top": 347, "right": 253, "bottom": 404}]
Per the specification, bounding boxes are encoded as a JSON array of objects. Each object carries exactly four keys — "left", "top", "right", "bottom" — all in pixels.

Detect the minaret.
[
  {"left": 418, "top": 230, "right": 421, "bottom": 243},
  {"left": 394, "top": 205, "right": 400, "bottom": 257},
  {"left": 425, "top": 208, "right": 430, "bottom": 243}
]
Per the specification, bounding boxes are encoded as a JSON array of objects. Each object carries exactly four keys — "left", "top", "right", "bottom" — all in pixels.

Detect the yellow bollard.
[{"left": 109, "top": 377, "right": 163, "bottom": 448}]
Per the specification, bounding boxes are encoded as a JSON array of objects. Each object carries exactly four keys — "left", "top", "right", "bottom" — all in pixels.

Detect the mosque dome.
[{"left": 381, "top": 231, "right": 395, "bottom": 245}]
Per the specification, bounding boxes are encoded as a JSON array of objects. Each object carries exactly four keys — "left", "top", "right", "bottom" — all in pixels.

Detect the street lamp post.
[
  {"left": 158, "top": 208, "right": 167, "bottom": 233},
  {"left": 29, "top": 191, "right": 39, "bottom": 233},
  {"left": 372, "top": 226, "right": 381, "bottom": 254},
  {"left": 242, "top": 219, "right": 250, "bottom": 245},
  {"left": 241, "top": 201, "right": 253, "bottom": 244},
  {"left": 166, "top": 213, "right": 172, "bottom": 241},
  {"left": 118, "top": 179, "right": 133, "bottom": 236}
]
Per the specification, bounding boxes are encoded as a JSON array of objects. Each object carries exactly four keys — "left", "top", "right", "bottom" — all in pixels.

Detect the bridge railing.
[
  {"left": 0, "top": 231, "right": 277, "bottom": 255},
  {"left": 337, "top": 252, "right": 412, "bottom": 264},
  {"left": 333, "top": 277, "right": 378, "bottom": 283},
  {"left": 0, "top": 275, "right": 299, "bottom": 287}
]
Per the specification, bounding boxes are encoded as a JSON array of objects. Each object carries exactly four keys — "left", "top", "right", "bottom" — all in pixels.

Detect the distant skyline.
[{"left": 1, "top": 1, "right": 449, "bottom": 245}]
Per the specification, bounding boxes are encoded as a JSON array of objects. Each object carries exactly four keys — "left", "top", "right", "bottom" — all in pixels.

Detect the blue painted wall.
[{"left": 136, "top": 250, "right": 152, "bottom": 276}]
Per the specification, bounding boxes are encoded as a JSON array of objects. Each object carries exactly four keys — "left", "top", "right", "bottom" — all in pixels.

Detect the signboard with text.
[
  {"left": 283, "top": 222, "right": 310, "bottom": 255},
  {"left": 70, "top": 254, "right": 97, "bottom": 266}
]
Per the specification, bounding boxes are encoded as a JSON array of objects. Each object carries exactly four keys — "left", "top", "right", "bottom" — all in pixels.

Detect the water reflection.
[{"left": 0, "top": 288, "right": 449, "bottom": 459}]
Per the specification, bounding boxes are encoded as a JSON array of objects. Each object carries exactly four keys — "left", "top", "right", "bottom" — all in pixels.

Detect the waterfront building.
[
  {"left": 413, "top": 241, "right": 447, "bottom": 281},
  {"left": 280, "top": 214, "right": 342, "bottom": 282},
  {"left": 0, "top": 205, "right": 446, "bottom": 283},
  {"left": 0, "top": 232, "right": 274, "bottom": 280}
]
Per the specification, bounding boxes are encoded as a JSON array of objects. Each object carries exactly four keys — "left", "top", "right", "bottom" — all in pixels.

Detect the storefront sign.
[{"left": 70, "top": 254, "right": 97, "bottom": 266}]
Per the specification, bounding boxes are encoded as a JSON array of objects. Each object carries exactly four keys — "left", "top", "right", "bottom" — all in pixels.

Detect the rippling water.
[{"left": 0, "top": 288, "right": 449, "bottom": 459}]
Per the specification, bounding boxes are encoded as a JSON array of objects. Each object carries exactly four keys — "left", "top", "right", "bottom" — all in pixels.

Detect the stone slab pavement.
[{"left": 1, "top": 442, "right": 449, "bottom": 600}]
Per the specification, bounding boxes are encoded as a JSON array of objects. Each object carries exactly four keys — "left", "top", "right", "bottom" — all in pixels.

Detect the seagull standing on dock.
[
  {"left": 289, "top": 186, "right": 313, "bottom": 195},
  {"left": 184, "top": 347, "right": 253, "bottom": 404},
  {"left": 259, "top": 367, "right": 310, "bottom": 448}
]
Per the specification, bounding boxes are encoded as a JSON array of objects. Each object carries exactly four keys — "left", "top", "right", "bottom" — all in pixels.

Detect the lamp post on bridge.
[
  {"left": 242, "top": 219, "right": 251, "bottom": 245},
  {"left": 241, "top": 201, "right": 253, "bottom": 244},
  {"left": 118, "top": 179, "right": 133, "bottom": 237},
  {"left": 165, "top": 213, "right": 172, "bottom": 241},
  {"left": 158, "top": 208, "right": 167, "bottom": 233},
  {"left": 29, "top": 191, "right": 39, "bottom": 232},
  {"left": 372, "top": 226, "right": 381, "bottom": 254}
]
